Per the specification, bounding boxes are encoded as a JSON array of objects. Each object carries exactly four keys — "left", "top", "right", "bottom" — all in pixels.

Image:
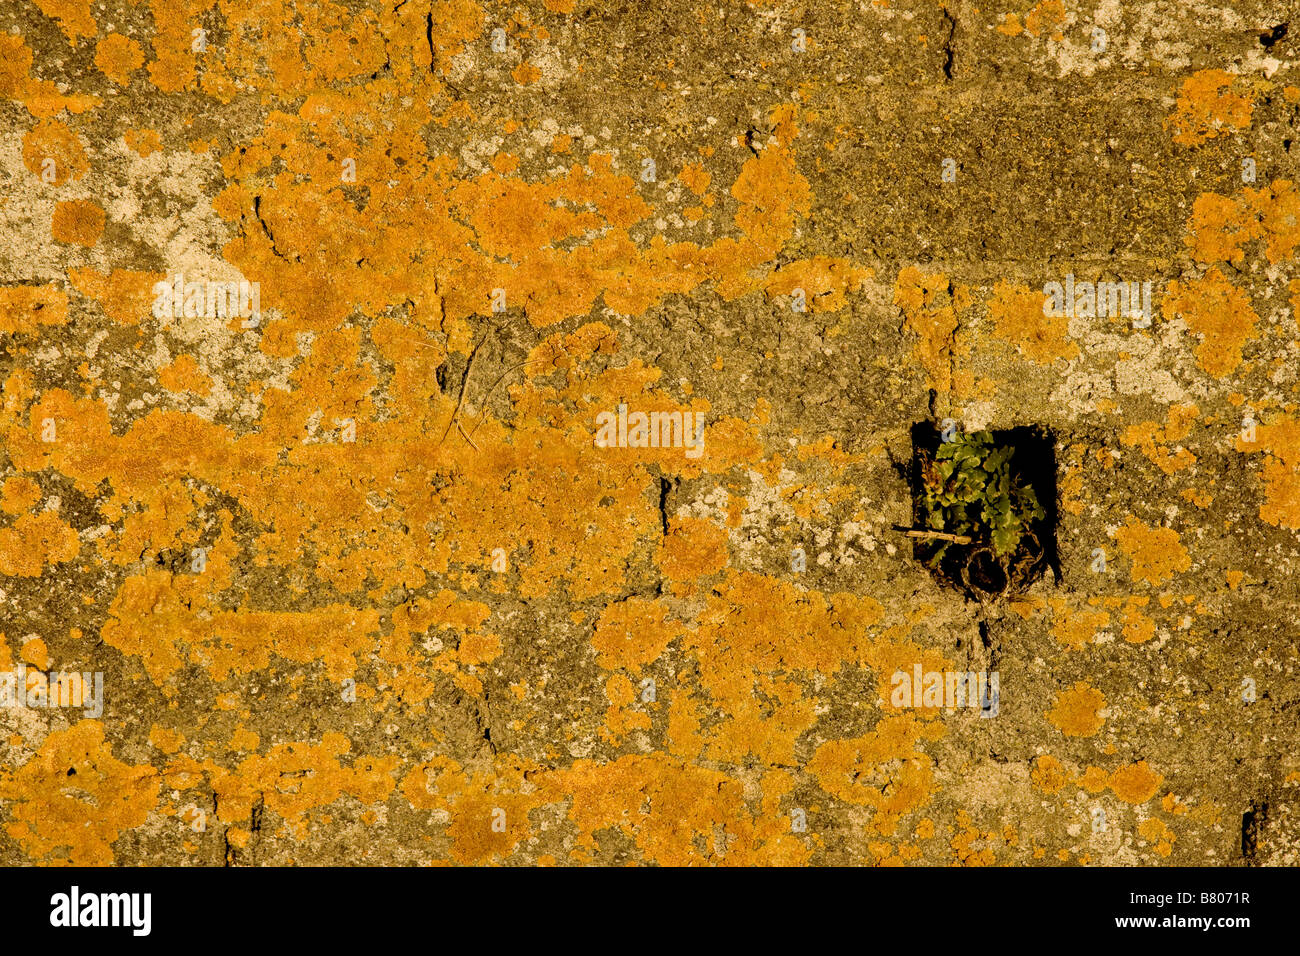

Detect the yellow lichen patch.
[
  {"left": 1162, "top": 268, "right": 1258, "bottom": 378},
  {"left": 1, "top": 475, "right": 41, "bottom": 515},
  {"left": 170, "top": 733, "right": 399, "bottom": 842},
  {"left": 678, "top": 162, "right": 711, "bottom": 196},
  {"left": 1166, "top": 69, "right": 1254, "bottom": 147},
  {"left": 655, "top": 515, "right": 729, "bottom": 590},
  {"left": 99, "top": 568, "right": 388, "bottom": 686},
  {"left": 659, "top": 570, "right": 889, "bottom": 768},
  {"left": 1109, "top": 761, "right": 1163, "bottom": 804},
  {"left": 158, "top": 354, "right": 214, "bottom": 397},
  {"left": 539, "top": 754, "right": 810, "bottom": 865},
  {"left": 21, "top": 636, "right": 49, "bottom": 669},
  {"left": 1029, "top": 754, "right": 1071, "bottom": 790},
  {"left": 895, "top": 266, "right": 968, "bottom": 395},
  {"left": 1046, "top": 682, "right": 1106, "bottom": 737},
  {"left": 215, "top": 97, "right": 820, "bottom": 337},
  {"left": 21, "top": 119, "right": 90, "bottom": 186},
  {"left": 67, "top": 268, "right": 163, "bottom": 324},
  {"left": 950, "top": 810, "right": 997, "bottom": 866},
  {"left": 0, "top": 510, "right": 80, "bottom": 576},
  {"left": 0, "top": 285, "right": 68, "bottom": 335},
  {"left": 1121, "top": 597, "right": 1156, "bottom": 644},
  {"left": 148, "top": 725, "right": 186, "bottom": 754},
  {"left": 1079, "top": 765, "right": 1110, "bottom": 794},
  {"left": 996, "top": 13, "right": 1023, "bottom": 36},
  {"left": 1138, "top": 816, "right": 1176, "bottom": 857},
  {"left": 1115, "top": 516, "right": 1191, "bottom": 586},
  {"left": 94, "top": 33, "right": 144, "bottom": 85},
  {"left": 227, "top": 726, "right": 259, "bottom": 752},
  {"left": 124, "top": 127, "right": 163, "bottom": 157},
  {"left": 764, "top": 256, "right": 873, "bottom": 312},
  {"left": 807, "top": 715, "right": 941, "bottom": 835},
  {"left": 987, "top": 280, "right": 1078, "bottom": 363},
  {"left": 601, "top": 673, "right": 652, "bottom": 742},
  {"left": 1185, "top": 181, "right": 1300, "bottom": 267},
  {"left": 402, "top": 756, "right": 544, "bottom": 864},
  {"left": 1059, "top": 447, "right": 1085, "bottom": 516},
  {"left": 1022, "top": 0, "right": 1065, "bottom": 40},
  {"left": 51, "top": 199, "right": 106, "bottom": 247},
  {"left": 33, "top": 0, "right": 96, "bottom": 46},
  {"left": 1237, "top": 414, "right": 1300, "bottom": 528},
  {"left": 1047, "top": 597, "right": 1109, "bottom": 650},
  {"left": 0, "top": 721, "right": 159, "bottom": 865},
  {"left": 0, "top": 34, "right": 100, "bottom": 117},
  {"left": 145, "top": 0, "right": 217, "bottom": 94},
  {"left": 511, "top": 61, "right": 542, "bottom": 85},
  {"left": 1120, "top": 404, "right": 1199, "bottom": 475}
]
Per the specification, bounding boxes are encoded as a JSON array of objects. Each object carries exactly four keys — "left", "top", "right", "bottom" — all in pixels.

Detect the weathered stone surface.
[{"left": 0, "top": 0, "right": 1297, "bottom": 866}]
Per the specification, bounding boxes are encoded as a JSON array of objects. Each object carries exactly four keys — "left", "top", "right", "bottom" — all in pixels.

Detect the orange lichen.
[
  {"left": 1, "top": 476, "right": 41, "bottom": 515},
  {"left": 158, "top": 354, "right": 214, "bottom": 396},
  {"left": 0, "top": 511, "right": 80, "bottom": 576},
  {"left": 997, "top": 13, "right": 1023, "bottom": 36},
  {"left": 988, "top": 280, "right": 1078, "bottom": 363},
  {"left": 0, "top": 34, "right": 100, "bottom": 117},
  {"left": 1162, "top": 269, "right": 1259, "bottom": 378},
  {"left": 1166, "top": 69, "right": 1253, "bottom": 147},
  {"left": 678, "top": 162, "right": 711, "bottom": 196},
  {"left": 1048, "top": 598, "right": 1109, "bottom": 650},
  {"left": 1109, "top": 761, "right": 1163, "bottom": 804},
  {"left": 148, "top": 725, "right": 186, "bottom": 754},
  {"left": 1139, "top": 816, "right": 1175, "bottom": 857},
  {"left": 95, "top": 33, "right": 145, "bottom": 85},
  {"left": 21, "top": 119, "right": 89, "bottom": 186},
  {"left": 33, "top": 0, "right": 96, "bottom": 45},
  {"left": 1121, "top": 597, "right": 1157, "bottom": 644},
  {"left": 1185, "top": 181, "right": 1300, "bottom": 267},
  {"left": 655, "top": 516, "right": 729, "bottom": 589},
  {"left": 764, "top": 257, "right": 873, "bottom": 312},
  {"left": 20, "top": 637, "right": 49, "bottom": 669},
  {"left": 511, "top": 62, "right": 542, "bottom": 85},
  {"left": 67, "top": 268, "right": 163, "bottom": 325},
  {"left": 0, "top": 285, "right": 68, "bottom": 335},
  {"left": 1046, "top": 682, "right": 1106, "bottom": 737},
  {"left": 51, "top": 199, "right": 106, "bottom": 247},
  {"left": 1022, "top": 1, "right": 1065, "bottom": 40},
  {"left": 1237, "top": 414, "right": 1300, "bottom": 528},
  {"left": 124, "top": 128, "right": 163, "bottom": 157},
  {"left": 0, "top": 722, "right": 159, "bottom": 866},
  {"left": 1031, "top": 755, "right": 1072, "bottom": 795},
  {"left": 1120, "top": 404, "right": 1199, "bottom": 475},
  {"left": 895, "top": 266, "right": 969, "bottom": 395},
  {"left": 1115, "top": 517, "right": 1191, "bottom": 586}
]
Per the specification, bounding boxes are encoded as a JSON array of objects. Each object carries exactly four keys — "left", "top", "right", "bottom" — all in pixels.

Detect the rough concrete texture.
[{"left": 0, "top": 0, "right": 1297, "bottom": 867}]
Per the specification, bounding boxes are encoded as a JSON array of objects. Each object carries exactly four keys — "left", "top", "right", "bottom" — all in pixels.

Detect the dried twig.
[
  {"left": 902, "top": 529, "right": 972, "bottom": 545},
  {"left": 440, "top": 329, "right": 492, "bottom": 445},
  {"left": 463, "top": 356, "right": 559, "bottom": 440}
]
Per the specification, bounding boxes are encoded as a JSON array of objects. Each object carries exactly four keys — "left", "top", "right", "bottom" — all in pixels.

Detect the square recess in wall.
[{"left": 909, "top": 422, "right": 1059, "bottom": 600}]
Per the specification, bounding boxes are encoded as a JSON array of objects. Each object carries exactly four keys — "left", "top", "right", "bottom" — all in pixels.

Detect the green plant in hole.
[{"left": 918, "top": 430, "right": 1045, "bottom": 569}]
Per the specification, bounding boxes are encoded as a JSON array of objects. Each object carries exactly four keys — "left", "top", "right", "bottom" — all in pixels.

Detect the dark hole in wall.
[
  {"left": 910, "top": 422, "right": 1059, "bottom": 599},
  {"left": 1241, "top": 800, "right": 1267, "bottom": 864},
  {"left": 1260, "top": 23, "right": 1288, "bottom": 49}
]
